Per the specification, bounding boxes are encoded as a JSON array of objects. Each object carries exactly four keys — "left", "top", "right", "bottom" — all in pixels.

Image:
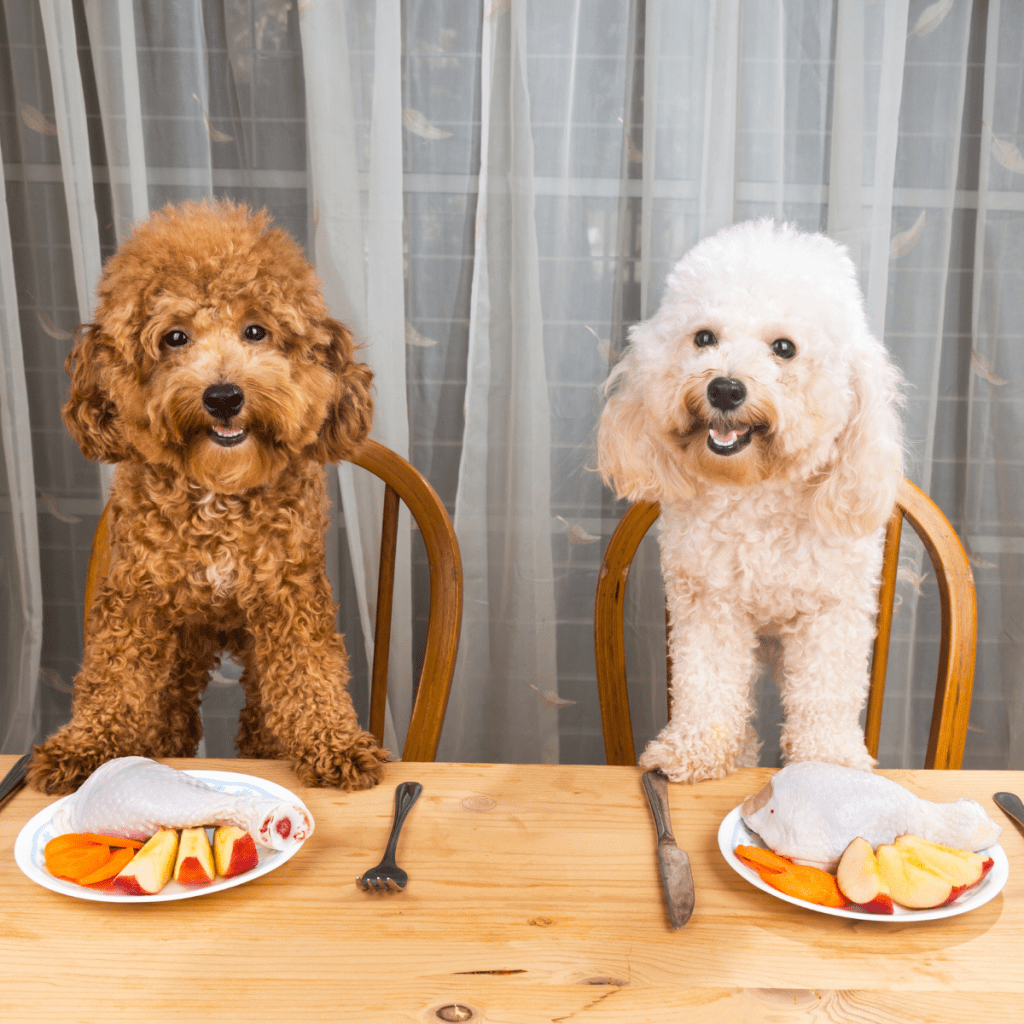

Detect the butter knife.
[
  {"left": 641, "top": 769, "right": 694, "bottom": 928},
  {"left": 0, "top": 753, "right": 31, "bottom": 805}
]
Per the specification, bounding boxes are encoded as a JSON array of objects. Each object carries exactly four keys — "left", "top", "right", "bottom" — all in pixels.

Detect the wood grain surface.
[{"left": 1, "top": 758, "right": 1021, "bottom": 1023}]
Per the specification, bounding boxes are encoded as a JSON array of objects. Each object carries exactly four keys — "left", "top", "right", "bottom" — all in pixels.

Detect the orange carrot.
[
  {"left": 734, "top": 844, "right": 795, "bottom": 874},
  {"left": 45, "top": 833, "right": 101, "bottom": 858},
  {"left": 78, "top": 846, "right": 136, "bottom": 885},
  {"left": 735, "top": 844, "right": 848, "bottom": 909},
  {"left": 765, "top": 863, "right": 847, "bottom": 908},
  {"left": 46, "top": 843, "right": 111, "bottom": 882}
]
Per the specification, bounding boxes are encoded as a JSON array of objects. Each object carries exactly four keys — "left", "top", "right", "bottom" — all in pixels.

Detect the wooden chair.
[
  {"left": 594, "top": 478, "right": 977, "bottom": 769},
  {"left": 83, "top": 438, "right": 463, "bottom": 762}
]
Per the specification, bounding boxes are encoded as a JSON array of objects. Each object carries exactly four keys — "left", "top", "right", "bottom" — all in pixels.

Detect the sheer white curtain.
[{"left": 1, "top": 0, "right": 1022, "bottom": 771}]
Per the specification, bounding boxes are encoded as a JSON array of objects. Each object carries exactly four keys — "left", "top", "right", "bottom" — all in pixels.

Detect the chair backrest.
[
  {"left": 594, "top": 478, "right": 976, "bottom": 769},
  {"left": 83, "top": 438, "right": 462, "bottom": 762}
]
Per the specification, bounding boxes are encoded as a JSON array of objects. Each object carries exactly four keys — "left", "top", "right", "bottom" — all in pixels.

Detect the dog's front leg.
[
  {"left": 777, "top": 602, "right": 876, "bottom": 770},
  {"left": 27, "top": 590, "right": 184, "bottom": 794},
  {"left": 244, "top": 576, "right": 386, "bottom": 789},
  {"left": 638, "top": 590, "right": 761, "bottom": 782}
]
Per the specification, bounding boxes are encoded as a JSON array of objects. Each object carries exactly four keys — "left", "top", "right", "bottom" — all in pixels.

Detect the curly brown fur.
[{"left": 29, "top": 200, "right": 386, "bottom": 795}]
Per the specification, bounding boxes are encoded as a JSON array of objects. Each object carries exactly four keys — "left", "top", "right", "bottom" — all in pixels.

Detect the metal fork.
[{"left": 357, "top": 781, "right": 423, "bottom": 892}]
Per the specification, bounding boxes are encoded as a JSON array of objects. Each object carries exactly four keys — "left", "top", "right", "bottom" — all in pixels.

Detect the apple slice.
[
  {"left": 111, "top": 829, "right": 179, "bottom": 895},
  {"left": 174, "top": 827, "right": 216, "bottom": 885},
  {"left": 836, "top": 837, "right": 894, "bottom": 914},
  {"left": 876, "top": 843, "right": 966, "bottom": 909},
  {"left": 894, "top": 834, "right": 993, "bottom": 888},
  {"left": 213, "top": 825, "right": 259, "bottom": 878}
]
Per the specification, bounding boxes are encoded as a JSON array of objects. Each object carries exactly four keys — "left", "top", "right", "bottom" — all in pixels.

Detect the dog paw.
[
  {"left": 638, "top": 737, "right": 737, "bottom": 783},
  {"left": 25, "top": 741, "right": 106, "bottom": 796},
  {"left": 291, "top": 730, "right": 389, "bottom": 790}
]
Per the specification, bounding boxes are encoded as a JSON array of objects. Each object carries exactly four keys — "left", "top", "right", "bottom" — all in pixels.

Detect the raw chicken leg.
[
  {"left": 741, "top": 761, "right": 1001, "bottom": 871},
  {"left": 50, "top": 757, "right": 314, "bottom": 850}
]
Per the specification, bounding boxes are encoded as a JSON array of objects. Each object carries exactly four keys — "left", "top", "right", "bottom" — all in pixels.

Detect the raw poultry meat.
[
  {"left": 741, "top": 761, "right": 1001, "bottom": 871},
  {"left": 50, "top": 757, "right": 313, "bottom": 850}
]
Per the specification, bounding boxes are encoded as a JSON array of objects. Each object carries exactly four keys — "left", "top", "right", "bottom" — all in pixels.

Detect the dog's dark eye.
[
  {"left": 163, "top": 330, "right": 189, "bottom": 348},
  {"left": 243, "top": 325, "right": 267, "bottom": 343},
  {"left": 694, "top": 329, "right": 717, "bottom": 348},
  {"left": 771, "top": 337, "right": 796, "bottom": 359}
]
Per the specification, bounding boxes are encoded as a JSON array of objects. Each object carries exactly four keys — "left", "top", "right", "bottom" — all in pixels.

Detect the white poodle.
[{"left": 598, "top": 219, "right": 904, "bottom": 782}]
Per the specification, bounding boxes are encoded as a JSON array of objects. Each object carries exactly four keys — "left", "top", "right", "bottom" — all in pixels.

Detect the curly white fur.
[{"left": 598, "top": 220, "right": 904, "bottom": 782}]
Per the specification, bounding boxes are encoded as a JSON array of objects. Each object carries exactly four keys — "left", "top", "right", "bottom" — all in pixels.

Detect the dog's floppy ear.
[
  {"left": 811, "top": 335, "right": 904, "bottom": 536},
  {"left": 313, "top": 317, "right": 374, "bottom": 462},
  {"left": 597, "top": 340, "right": 697, "bottom": 504},
  {"left": 62, "top": 325, "right": 127, "bottom": 462}
]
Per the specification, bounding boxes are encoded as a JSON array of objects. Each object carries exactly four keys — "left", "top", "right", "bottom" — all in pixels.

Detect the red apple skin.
[
  {"left": 938, "top": 857, "right": 992, "bottom": 901},
  {"left": 110, "top": 875, "right": 148, "bottom": 896},
  {"left": 111, "top": 829, "right": 178, "bottom": 895},
  {"left": 174, "top": 827, "right": 216, "bottom": 885},
  {"left": 214, "top": 826, "right": 259, "bottom": 877},
  {"left": 224, "top": 833, "right": 258, "bottom": 876},
  {"left": 852, "top": 892, "right": 895, "bottom": 915},
  {"left": 939, "top": 884, "right": 969, "bottom": 907},
  {"left": 836, "top": 837, "right": 895, "bottom": 915},
  {"left": 176, "top": 856, "right": 212, "bottom": 885},
  {"left": 892, "top": 835, "right": 996, "bottom": 904},
  {"left": 876, "top": 844, "right": 955, "bottom": 909}
]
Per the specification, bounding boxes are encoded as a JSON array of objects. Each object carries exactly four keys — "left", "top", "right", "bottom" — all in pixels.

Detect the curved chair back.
[
  {"left": 83, "top": 438, "right": 462, "bottom": 762},
  {"left": 594, "top": 478, "right": 976, "bottom": 769}
]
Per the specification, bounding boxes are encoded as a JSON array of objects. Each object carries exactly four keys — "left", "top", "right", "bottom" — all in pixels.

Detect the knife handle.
[
  {"left": 0, "top": 753, "right": 31, "bottom": 803},
  {"left": 994, "top": 791, "right": 1024, "bottom": 832},
  {"left": 642, "top": 770, "right": 677, "bottom": 844}
]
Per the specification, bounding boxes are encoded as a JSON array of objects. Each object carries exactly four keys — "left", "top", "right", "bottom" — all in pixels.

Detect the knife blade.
[
  {"left": 0, "top": 753, "right": 31, "bottom": 805},
  {"left": 641, "top": 769, "right": 694, "bottom": 928}
]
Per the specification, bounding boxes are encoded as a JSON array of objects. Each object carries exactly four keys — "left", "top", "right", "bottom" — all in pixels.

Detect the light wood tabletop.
[{"left": 1, "top": 756, "right": 1022, "bottom": 1023}]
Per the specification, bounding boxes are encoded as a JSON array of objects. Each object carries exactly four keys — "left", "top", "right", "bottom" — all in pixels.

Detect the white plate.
[
  {"left": 14, "top": 770, "right": 309, "bottom": 903},
  {"left": 718, "top": 804, "right": 1009, "bottom": 922}
]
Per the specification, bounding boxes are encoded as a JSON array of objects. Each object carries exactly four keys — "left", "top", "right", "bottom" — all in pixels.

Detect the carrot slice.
[
  {"left": 46, "top": 844, "right": 111, "bottom": 882},
  {"left": 78, "top": 833, "right": 145, "bottom": 850},
  {"left": 45, "top": 833, "right": 103, "bottom": 857},
  {"left": 735, "top": 844, "right": 848, "bottom": 908},
  {"left": 79, "top": 846, "right": 136, "bottom": 885},
  {"left": 764, "top": 864, "right": 848, "bottom": 908},
  {"left": 734, "top": 844, "right": 794, "bottom": 873}
]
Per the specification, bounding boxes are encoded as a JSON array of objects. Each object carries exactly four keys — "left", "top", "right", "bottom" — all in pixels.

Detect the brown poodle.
[{"left": 28, "top": 199, "right": 387, "bottom": 795}]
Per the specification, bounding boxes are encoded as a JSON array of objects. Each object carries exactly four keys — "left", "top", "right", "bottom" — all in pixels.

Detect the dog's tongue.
[
  {"left": 709, "top": 425, "right": 749, "bottom": 445},
  {"left": 214, "top": 425, "right": 242, "bottom": 438}
]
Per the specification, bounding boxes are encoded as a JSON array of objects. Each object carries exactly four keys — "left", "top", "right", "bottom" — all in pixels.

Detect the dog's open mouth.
[
  {"left": 708, "top": 421, "right": 770, "bottom": 458},
  {"left": 707, "top": 424, "right": 754, "bottom": 456},
  {"left": 209, "top": 424, "right": 248, "bottom": 448}
]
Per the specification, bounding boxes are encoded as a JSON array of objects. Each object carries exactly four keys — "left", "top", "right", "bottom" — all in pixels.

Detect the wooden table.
[{"left": 1, "top": 757, "right": 1022, "bottom": 1023}]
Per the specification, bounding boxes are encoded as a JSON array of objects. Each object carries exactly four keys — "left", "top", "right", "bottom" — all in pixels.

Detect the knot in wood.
[{"left": 434, "top": 1005, "right": 475, "bottom": 1022}]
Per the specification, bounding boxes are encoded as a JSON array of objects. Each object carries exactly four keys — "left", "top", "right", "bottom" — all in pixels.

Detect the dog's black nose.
[
  {"left": 203, "top": 383, "right": 244, "bottom": 420},
  {"left": 707, "top": 376, "right": 746, "bottom": 411}
]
